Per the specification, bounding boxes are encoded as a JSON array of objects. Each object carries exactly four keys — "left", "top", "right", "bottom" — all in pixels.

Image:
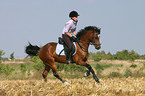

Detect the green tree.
[
  {"left": 95, "top": 51, "right": 113, "bottom": 60},
  {"left": 96, "top": 51, "right": 106, "bottom": 59},
  {"left": 114, "top": 49, "right": 140, "bottom": 60},
  {"left": 0, "top": 50, "right": 5, "bottom": 63},
  {"left": 140, "top": 54, "right": 145, "bottom": 59},
  {"left": 105, "top": 52, "right": 114, "bottom": 60},
  {"left": 128, "top": 50, "right": 140, "bottom": 61},
  {"left": 89, "top": 50, "right": 141, "bottom": 61},
  {"left": 10, "top": 52, "right": 15, "bottom": 61}
]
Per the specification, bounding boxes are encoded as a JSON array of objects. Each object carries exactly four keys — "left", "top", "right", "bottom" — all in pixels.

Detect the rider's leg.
[
  {"left": 65, "top": 49, "right": 72, "bottom": 64},
  {"left": 62, "top": 34, "right": 73, "bottom": 64}
]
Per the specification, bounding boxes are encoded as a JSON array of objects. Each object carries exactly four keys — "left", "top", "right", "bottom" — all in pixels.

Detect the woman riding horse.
[
  {"left": 25, "top": 26, "right": 101, "bottom": 84},
  {"left": 62, "top": 11, "right": 79, "bottom": 64}
]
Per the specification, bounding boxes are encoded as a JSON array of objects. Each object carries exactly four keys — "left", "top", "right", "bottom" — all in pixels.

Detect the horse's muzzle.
[
  {"left": 94, "top": 44, "right": 101, "bottom": 50},
  {"left": 95, "top": 46, "right": 101, "bottom": 50}
]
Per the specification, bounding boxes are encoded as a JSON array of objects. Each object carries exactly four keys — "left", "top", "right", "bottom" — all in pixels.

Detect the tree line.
[
  {"left": 89, "top": 49, "right": 145, "bottom": 61},
  {"left": 0, "top": 49, "right": 145, "bottom": 63}
]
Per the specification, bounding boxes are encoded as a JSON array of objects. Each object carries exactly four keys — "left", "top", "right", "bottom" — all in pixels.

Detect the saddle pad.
[{"left": 56, "top": 42, "right": 77, "bottom": 56}]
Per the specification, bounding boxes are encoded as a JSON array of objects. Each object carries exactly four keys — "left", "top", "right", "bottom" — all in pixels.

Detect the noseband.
[{"left": 90, "top": 32, "right": 101, "bottom": 46}]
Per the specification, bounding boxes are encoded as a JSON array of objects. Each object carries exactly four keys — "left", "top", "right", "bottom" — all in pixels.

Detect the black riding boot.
[{"left": 65, "top": 49, "right": 72, "bottom": 64}]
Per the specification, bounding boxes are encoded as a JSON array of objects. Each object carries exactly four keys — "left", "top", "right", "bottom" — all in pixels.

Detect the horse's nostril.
[{"left": 95, "top": 45, "right": 101, "bottom": 50}]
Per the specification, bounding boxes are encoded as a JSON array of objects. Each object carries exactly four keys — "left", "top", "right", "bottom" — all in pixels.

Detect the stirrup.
[{"left": 66, "top": 60, "right": 71, "bottom": 64}]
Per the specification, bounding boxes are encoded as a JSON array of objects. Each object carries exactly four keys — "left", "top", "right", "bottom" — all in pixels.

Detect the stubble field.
[
  {"left": 0, "top": 59, "right": 145, "bottom": 96},
  {"left": 0, "top": 78, "right": 145, "bottom": 96}
]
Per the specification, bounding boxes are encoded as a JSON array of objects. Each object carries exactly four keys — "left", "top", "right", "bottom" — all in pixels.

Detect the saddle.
[
  {"left": 58, "top": 37, "right": 76, "bottom": 56},
  {"left": 58, "top": 37, "right": 65, "bottom": 44}
]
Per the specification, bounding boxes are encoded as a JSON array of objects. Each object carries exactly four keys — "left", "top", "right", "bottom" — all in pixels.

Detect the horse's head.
[
  {"left": 77, "top": 26, "right": 101, "bottom": 50},
  {"left": 89, "top": 27, "right": 101, "bottom": 50}
]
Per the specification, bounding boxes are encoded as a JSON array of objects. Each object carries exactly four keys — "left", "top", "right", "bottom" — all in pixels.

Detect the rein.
[
  {"left": 76, "top": 40, "right": 100, "bottom": 52},
  {"left": 76, "top": 40, "right": 88, "bottom": 52}
]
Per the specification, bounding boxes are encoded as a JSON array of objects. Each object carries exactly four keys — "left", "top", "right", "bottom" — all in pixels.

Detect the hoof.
[
  {"left": 62, "top": 80, "right": 71, "bottom": 85},
  {"left": 84, "top": 70, "right": 90, "bottom": 77},
  {"left": 64, "top": 81, "right": 71, "bottom": 85},
  {"left": 96, "top": 80, "right": 100, "bottom": 83},
  {"left": 66, "top": 60, "right": 71, "bottom": 64},
  {"left": 44, "top": 79, "right": 47, "bottom": 82},
  {"left": 42, "top": 74, "right": 47, "bottom": 82}
]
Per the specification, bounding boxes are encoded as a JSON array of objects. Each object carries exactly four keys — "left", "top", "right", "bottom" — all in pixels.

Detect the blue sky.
[{"left": 0, "top": 0, "right": 145, "bottom": 58}]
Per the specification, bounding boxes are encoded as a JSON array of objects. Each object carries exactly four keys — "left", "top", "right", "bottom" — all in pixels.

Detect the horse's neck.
[{"left": 78, "top": 36, "right": 90, "bottom": 52}]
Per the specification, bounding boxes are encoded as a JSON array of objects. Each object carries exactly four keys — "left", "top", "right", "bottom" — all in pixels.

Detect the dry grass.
[
  {"left": 0, "top": 78, "right": 145, "bottom": 96},
  {"left": 95, "top": 60, "right": 145, "bottom": 77},
  {"left": 1, "top": 60, "right": 145, "bottom": 95}
]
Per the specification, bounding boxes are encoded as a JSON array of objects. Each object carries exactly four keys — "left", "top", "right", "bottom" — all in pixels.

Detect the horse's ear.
[{"left": 98, "top": 28, "right": 101, "bottom": 34}]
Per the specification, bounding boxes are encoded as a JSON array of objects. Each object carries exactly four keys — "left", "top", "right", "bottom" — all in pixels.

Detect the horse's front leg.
[
  {"left": 84, "top": 60, "right": 90, "bottom": 77},
  {"left": 77, "top": 61, "right": 100, "bottom": 83},
  {"left": 84, "top": 69, "right": 91, "bottom": 77},
  {"left": 85, "top": 64, "right": 100, "bottom": 83}
]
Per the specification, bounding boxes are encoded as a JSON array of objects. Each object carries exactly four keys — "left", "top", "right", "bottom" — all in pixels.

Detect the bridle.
[{"left": 76, "top": 30, "right": 101, "bottom": 52}]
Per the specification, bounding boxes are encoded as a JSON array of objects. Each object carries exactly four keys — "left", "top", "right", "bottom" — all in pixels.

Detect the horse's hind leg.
[
  {"left": 42, "top": 64, "right": 50, "bottom": 82},
  {"left": 51, "top": 64, "right": 69, "bottom": 84}
]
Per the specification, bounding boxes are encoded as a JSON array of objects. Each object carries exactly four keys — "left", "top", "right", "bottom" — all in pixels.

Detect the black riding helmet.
[{"left": 69, "top": 11, "right": 79, "bottom": 18}]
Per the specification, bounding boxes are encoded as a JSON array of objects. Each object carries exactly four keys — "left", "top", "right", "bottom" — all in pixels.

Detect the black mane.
[{"left": 76, "top": 26, "right": 100, "bottom": 39}]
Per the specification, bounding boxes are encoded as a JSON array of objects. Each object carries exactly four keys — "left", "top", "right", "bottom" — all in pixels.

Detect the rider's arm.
[
  {"left": 65, "top": 32, "right": 72, "bottom": 37},
  {"left": 73, "top": 31, "right": 77, "bottom": 36},
  {"left": 63, "top": 20, "right": 77, "bottom": 37},
  {"left": 63, "top": 21, "right": 73, "bottom": 37}
]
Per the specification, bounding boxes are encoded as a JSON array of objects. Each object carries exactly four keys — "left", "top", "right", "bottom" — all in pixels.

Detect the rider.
[{"left": 62, "top": 11, "right": 79, "bottom": 64}]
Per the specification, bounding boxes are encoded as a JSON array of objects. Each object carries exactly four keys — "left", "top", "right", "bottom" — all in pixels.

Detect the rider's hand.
[{"left": 71, "top": 36, "right": 77, "bottom": 41}]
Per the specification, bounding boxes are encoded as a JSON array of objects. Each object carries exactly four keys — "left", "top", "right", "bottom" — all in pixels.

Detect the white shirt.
[{"left": 62, "top": 19, "right": 77, "bottom": 36}]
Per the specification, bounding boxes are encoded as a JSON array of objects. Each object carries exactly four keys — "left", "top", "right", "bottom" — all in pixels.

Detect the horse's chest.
[{"left": 80, "top": 53, "right": 88, "bottom": 62}]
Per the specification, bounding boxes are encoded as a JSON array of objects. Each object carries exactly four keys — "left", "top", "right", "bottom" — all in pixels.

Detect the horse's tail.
[{"left": 25, "top": 42, "right": 40, "bottom": 56}]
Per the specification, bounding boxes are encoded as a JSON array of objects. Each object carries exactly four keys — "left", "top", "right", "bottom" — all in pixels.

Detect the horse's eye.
[{"left": 95, "top": 37, "right": 98, "bottom": 39}]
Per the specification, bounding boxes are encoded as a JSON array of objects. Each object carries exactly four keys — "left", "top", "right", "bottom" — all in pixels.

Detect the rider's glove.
[{"left": 71, "top": 36, "right": 77, "bottom": 42}]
